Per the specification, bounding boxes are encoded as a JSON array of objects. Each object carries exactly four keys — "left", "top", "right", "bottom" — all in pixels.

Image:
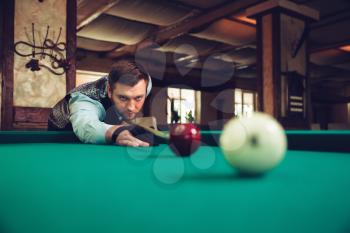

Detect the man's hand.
[
  {"left": 105, "top": 125, "right": 149, "bottom": 147},
  {"left": 115, "top": 129, "right": 149, "bottom": 147}
]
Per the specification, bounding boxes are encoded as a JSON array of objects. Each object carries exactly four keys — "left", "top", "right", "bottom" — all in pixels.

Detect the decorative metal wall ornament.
[{"left": 14, "top": 23, "right": 70, "bottom": 75}]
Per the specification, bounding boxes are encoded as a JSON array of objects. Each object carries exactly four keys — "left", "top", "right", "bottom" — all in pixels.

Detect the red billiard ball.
[{"left": 169, "top": 123, "right": 201, "bottom": 157}]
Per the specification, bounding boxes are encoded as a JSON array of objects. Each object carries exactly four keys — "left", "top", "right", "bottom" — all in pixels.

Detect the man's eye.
[
  {"left": 135, "top": 96, "right": 143, "bottom": 101},
  {"left": 119, "top": 96, "right": 127, "bottom": 101}
]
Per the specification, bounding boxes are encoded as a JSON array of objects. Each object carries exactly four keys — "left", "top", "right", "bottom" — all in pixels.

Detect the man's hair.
[{"left": 108, "top": 59, "right": 149, "bottom": 89}]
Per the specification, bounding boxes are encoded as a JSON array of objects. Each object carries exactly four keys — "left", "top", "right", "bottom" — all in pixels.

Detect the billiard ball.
[
  {"left": 220, "top": 112, "right": 287, "bottom": 175},
  {"left": 169, "top": 123, "right": 201, "bottom": 157}
]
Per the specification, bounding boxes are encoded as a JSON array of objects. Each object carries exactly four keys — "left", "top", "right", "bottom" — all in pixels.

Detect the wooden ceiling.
[{"left": 76, "top": 0, "right": 350, "bottom": 98}]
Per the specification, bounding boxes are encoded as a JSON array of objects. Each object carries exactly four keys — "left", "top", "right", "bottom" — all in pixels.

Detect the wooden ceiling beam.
[
  {"left": 106, "top": 0, "right": 264, "bottom": 58},
  {"left": 149, "top": 65, "right": 257, "bottom": 92},
  {"left": 308, "top": 10, "right": 350, "bottom": 52},
  {"left": 228, "top": 17, "right": 256, "bottom": 28},
  {"left": 76, "top": 49, "right": 257, "bottom": 91},
  {"left": 309, "top": 39, "right": 350, "bottom": 53},
  {"left": 155, "top": 0, "right": 262, "bottom": 42},
  {"left": 77, "top": 0, "right": 120, "bottom": 30},
  {"left": 310, "top": 8, "right": 350, "bottom": 30}
]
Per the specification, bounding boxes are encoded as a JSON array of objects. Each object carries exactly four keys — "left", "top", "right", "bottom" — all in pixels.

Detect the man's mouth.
[{"left": 124, "top": 113, "right": 135, "bottom": 119}]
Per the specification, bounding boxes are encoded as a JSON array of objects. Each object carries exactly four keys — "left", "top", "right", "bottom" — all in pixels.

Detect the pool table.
[{"left": 0, "top": 130, "right": 350, "bottom": 233}]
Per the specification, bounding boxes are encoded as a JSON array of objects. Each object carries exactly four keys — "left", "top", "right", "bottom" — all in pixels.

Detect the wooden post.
[
  {"left": 66, "top": 0, "right": 77, "bottom": 92},
  {"left": 247, "top": 0, "right": 319, "bottom": 129},
  {"left": 1, "top": 0, "right": 15, "bottom": 130}
]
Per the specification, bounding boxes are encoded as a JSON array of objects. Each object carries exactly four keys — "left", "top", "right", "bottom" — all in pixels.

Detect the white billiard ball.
[{"left": 220, "top": 112, "right": 287, "bottom": 175}]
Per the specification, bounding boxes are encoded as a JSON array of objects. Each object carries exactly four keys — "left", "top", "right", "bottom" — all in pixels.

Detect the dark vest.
[{"left": 48, "top": 76, "right": 113, "bottom": 130}]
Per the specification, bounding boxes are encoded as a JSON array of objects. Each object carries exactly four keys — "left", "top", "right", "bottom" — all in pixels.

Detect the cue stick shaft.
[{"left": 126, "top": 120, "right": 169, "bottom": 139}]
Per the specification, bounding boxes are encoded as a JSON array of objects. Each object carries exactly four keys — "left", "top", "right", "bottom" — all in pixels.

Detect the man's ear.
[{"left": 107, "top": 84, "right": 112, "bottom": 99}]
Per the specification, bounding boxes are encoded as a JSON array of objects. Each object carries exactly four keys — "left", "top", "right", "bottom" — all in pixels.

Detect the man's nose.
[{"left": 126, "top": 100, "right": 136, "bottom": 112}]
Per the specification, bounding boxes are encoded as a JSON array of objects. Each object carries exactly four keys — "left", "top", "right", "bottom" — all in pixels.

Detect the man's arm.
[
  {"left": 69, "top": 92, "right": 149, "bottom": 146},
  {"left": 69, "top": 92, "right": 112, "bottom": 144}
]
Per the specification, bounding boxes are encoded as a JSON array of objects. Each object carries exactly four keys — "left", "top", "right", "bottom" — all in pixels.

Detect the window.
[
  {"left": 234, "top": 88, "right": 257, "bottom": 117},
  {"left": 167, "top": 87, "right": 200, "bottom": 124},
  {"left": 76, "top": 70, "right": 107, "bottom": 87}
]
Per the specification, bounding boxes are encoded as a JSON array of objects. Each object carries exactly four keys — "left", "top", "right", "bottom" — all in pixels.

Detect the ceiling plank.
[
  {"left": 309, "top": 39, "right": 350, "bottom": 53},
  {"left": 229, "top": 17, "right": 256, "bottom": 28},
  {"left": 106, "top": 0, "right": 264, "bottom": 58},
  {"left": 77, "top": 0, "right": 120, "bottom": 30},
  {"left": 309, "top": 10, "right": 350, "bottom": 53},
  {"left": 156, "top": 0, "right": 263, "bottom": 42},
  {"left": 310, "top": 7, "right": 350, "bottom": 30},
  {"left": 76, "top": 49, "right": 257, "bottom": 91}
]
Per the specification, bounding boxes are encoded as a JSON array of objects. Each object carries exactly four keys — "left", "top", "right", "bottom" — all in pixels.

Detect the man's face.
[{"left": 108, "top": 79, "right": 147, "bottom": 120}]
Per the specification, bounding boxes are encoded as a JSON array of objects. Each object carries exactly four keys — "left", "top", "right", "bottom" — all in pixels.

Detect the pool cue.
[
  {"left": 127, "top": 120, "right": 169, "bottom": 139},
  {"left": 109, "top": 105, "right": 169, "bottom": 139}
]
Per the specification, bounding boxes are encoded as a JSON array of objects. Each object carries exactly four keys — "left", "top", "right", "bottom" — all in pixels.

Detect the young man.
[{"left": 48, "top": 59, "right": 152, "bottom": 147}]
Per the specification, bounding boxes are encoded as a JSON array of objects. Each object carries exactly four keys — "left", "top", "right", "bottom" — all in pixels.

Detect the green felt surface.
[{"left": 1, "top": 142, "right": 350, "bottom": 233}]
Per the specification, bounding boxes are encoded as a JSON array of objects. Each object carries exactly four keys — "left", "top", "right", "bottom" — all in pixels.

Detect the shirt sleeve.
[{"left": 68, "top": 92, "right": 113, "bottom": 144}]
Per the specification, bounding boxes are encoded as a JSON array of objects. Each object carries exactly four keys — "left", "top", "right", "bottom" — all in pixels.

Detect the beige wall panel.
[{"left": 14, "top": 0, "right": 66, "bottom": 107}]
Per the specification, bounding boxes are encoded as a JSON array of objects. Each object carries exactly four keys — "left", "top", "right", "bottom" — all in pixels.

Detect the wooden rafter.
[
  {"left": 308, "top": 9, "right": 350, "bottom": 52},
  {"left": 77, "top": 0, "right": 120, "bottom": 30},
  {"left": 310, "top": 7, "right": 350, "bottom": 30},
  {"left": 106, "top": 0, "right": 264, "bottom": 59},
  {"left": 309, "top": 39, "right": 350, "bottom": 54}
]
